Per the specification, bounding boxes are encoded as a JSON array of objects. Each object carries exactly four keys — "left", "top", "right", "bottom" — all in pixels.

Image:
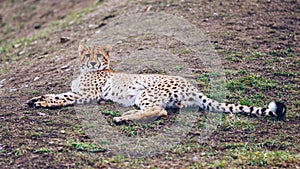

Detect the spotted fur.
[{"left": 27, "top": 45, "right": 287, "bottom": 122}]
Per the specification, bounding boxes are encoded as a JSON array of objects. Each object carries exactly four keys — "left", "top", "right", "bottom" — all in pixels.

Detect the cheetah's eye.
[
  {"left": 85, "top": 54, "right": 90, "bottom": 58},
  {"left": 97, "top": 54, "right": 102, "bottom": 58}
]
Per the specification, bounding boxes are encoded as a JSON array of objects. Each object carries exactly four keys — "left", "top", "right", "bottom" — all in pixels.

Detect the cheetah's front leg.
[
  {"left": 27, "top": 92, "right": 80, "bottom": 108},
  {"left": 113, "top": 107, "right": 168, "bottom": 123}
]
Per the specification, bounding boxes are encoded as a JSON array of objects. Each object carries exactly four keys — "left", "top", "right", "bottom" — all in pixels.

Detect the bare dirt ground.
[{"left": 0, "top": 0, "right": 299, "bottom": 168}]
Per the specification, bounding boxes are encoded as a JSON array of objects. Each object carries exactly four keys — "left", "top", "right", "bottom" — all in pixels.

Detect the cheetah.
[{"left": 27, "top": 45, "right": 287, "bottom": 122}]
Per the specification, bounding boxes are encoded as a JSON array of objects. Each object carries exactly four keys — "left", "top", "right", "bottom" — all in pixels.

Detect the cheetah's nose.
[{"left": 90, "top": 62, "right": 96, "bottom": 67}]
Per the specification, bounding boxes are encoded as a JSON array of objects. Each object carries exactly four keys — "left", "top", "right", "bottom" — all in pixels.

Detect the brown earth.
[{"left": 0, "top": 0, "right": 299, "bottom": 168}]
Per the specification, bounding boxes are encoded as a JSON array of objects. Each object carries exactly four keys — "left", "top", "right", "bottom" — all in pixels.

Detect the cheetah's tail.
[{"left": 196, "top": 94, "right": 286, "bottom": 119}]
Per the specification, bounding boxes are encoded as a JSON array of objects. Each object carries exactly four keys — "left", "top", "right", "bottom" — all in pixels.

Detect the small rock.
[
  {"left": 33, "top": 76, "right": 40, "bottom": 81},
  {"left": 9, "top": 88, "right": 17, "bottom": 93},
  {"left": 68, "top": 20, "right": 75, "bottom": 25},
  {"left": 192, "top": 156, "right": 198, "bottom": 162},
  {"left": 88, "top": 24, "right": 94, "bottom": 28},
  {"left": 95, "top": 30, "right": 101, "bottom": 34},
  {"left": 37, "top": 112, "right": 46, "bottom": 116},
  {"left": 200, "top": 152, "right": 206, "bottom": 156},
  {"left": 13, "top": 44, "right": 21, "bottom": 48},
  {"left": 60, "top": 130, "right": 65, "bottom": 134},
  {"left": 60, "top": 37, "right": 70, "bottom": 43},
  {"left": 213, "top": 13, "right": 219, "bottom": 17},
  {"left": 61, "top": 65, "right": 69, "bottom": 70},
  {"left": 116, "top": 40, "right": 122, "bottom": 44},
  {"left": 0, "top": 79, "right": 5, "bottom": 88},
  {"left": 21, "top": 84, "right": 29, "bottom": 89},
  {"left": 38, "top": 55, "right": 47, "bottom": 59},
  {"left": 49, "top": 141, "right": 54, "bottom": 144},
  {"left": 18, "top": 50, "right": 25, "bottom": 56},
  {"left": 30, "top": 41, "right": 38, "bottom": 45}
]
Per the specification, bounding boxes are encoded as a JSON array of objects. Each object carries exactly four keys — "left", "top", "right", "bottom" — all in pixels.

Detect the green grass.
[
  {"left": 180, "top": 48, "right": 192, "bottom": 54},
  {"left": 120, "top": 125, "right": 138, "bottom": 136},
  {"left": 226, "top": 74, "right": 277, "bottom": 92},
  {"left": 239, "top": 93, "right": 267, "bottom": 106},
  {"left": 225, "top": 51, "right": 243, "bottom": 62},
  {"left": 34, "top": 147, "right": 53, "bottom": 154},
  {"left": 220, "top": 116, "right": 256, "bottom": 131},
  {"left": 175, "top": 65, "right": 184, "bottom": 71},
  {"left": 69, "top": 141, "right": 105, "bottom": 153},
  {"left": 225, "top": 69, "right": 248, "bottom": 76},
  {"left": 257, "top": 139, "right": 293, "bottom": 150},
  {"left": 246, "top": 50, "right": 266, "bottom": 60},
  {"left": 26, "top": 132, "right": 43, "bottom": 139},
  {"left": 28, "top": 90, "right": 39, "bottom": 95},
  {"left": 103, "top": 110, "right": 121, "bottom": 117},
  {"left": 268, "top": 48, "right": 297, "bottom": 57},
  {"left": 228, "top": 149, "right": 299, "bottom": 167},
  {"left": 274, "top": 71, "right": 298, "bottom": 77}
]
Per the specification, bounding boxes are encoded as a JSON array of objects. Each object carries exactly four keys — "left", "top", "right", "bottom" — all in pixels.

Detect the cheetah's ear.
[
  {"left": 103, "top": 45, "right": 112, "bottom": 56},
  {"left": 78, "top": 44, "right": 85, "bottom": 55}
]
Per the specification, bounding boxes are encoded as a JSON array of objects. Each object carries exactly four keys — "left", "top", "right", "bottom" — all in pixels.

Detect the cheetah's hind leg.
[{"left": 113, "top": 107, "right": 168, "bottom": 123}]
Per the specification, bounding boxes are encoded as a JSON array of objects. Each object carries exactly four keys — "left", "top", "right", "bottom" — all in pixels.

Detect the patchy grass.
[
  {"left": 28, "top": 90, "right": 40, "bottom": 95},
  {"left": 34, "top": 147, "right": 53, "bottom": 154},
  {"left": 246, "top": 50, "right": 266, "bottom": 60},
  {"left": 228, "top": 149, "right": 299, "bottom": 167},
  {"left": 226, "top": 74, "right": 277, "bottom": 92},
  {"left": 69, "top": 141, "right": 105, "bottom": 153},
  {"left": 103, "top": 109, "right": 122, "bottom": 117},
  {"left": 220, "top": 116, "right": 256, "bottom": 131},
  {"left": 225, "top": 51, "right": 243, "bottom": 62},
  {"left": 274, "top": 71, "right": 299, "bottom": 77}
]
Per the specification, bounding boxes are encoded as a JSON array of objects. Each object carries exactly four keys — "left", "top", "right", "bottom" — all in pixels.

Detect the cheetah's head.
[{"left": 78, "top": 45, "right": 112, "bottom": 72}]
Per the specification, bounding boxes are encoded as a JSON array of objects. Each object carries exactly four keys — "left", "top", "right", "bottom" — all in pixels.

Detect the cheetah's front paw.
[
  {"left": 27, "top": 96, "right": 46, "bottom": 108},
  {"left": 27, "top": 95, "right": 61, "bottom": 108}
]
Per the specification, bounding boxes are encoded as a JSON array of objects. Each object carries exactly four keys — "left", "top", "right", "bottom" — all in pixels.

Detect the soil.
[{"left": 0, "top": 0, "right": 299, "bottom": 168}]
